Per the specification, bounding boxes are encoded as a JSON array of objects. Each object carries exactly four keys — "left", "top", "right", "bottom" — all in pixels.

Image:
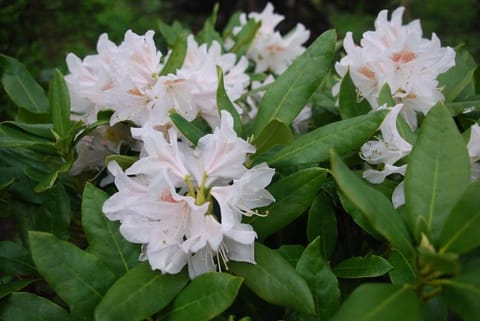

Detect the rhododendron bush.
[{"left": 1, "top": 3, "right": 480, "bottom": 321}]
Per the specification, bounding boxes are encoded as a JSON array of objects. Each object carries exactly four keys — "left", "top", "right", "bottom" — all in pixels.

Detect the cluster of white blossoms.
[
  {"left": 361, "top": 104, "right": 480, "bottom": 207},
  {"left": 65, "top": 31, "right": 249, "bottom": 129},
  {"left": 234, "top": 2, "right": 310, "bottom": 75},
  {"left": 334, "top": 7, "right": 455, "bottom": 128},
  {"left": 102, "top": 111, "right": 275, "bottom": 278}
]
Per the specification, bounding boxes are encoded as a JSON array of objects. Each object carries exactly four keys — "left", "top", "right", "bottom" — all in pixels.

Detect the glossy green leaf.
[
  {"left": 230, "top": 19, "right": 261, "bottom": 57},
  {"left": 388, "top": 249, "right": 415, "bottom": 285},
  {"left": 333, "top": 255, "right": 393, "bottom": 279},
  {"left": 330, "top": 284, "right": 422, "bottom": 321},
  {"left": 0, "top": 279, "right": 36, "bottom": 300},
  {"left": 160, "top": 32, "right": 188, "bottom": 76},
  {"left": 170, "top": 112, "right": 206, "bottom": 146},
  {"left": 254, "top": 119, "right": 294, "bottom": 155},
  {"left": 95, "top": 263, "right": 188, "bottom": 321},
  {"left": 306, "top": 194, "right": 337, "bottom": 259},
  {"left": 275, "top": 244, "right": 305, "bottom": 267},
  {"left": 254, "top": 30, "right": 336, "bottom": 136},
  {"left": 338, "top": 70, "right": 371, "bottom": 119},
  {"left": 1, "top": 121, "right": 54, "bottom": 140},
  {"left": 34, "top": 161, "right": 72, "bottom": 192},
  {"left": 29, "top": 231, "right": 116, "bottom": 319},
  {"left": 296, "top": 237, "right": 340, "bottom": 320},
  {"left": 0, "top": 54, "right": 49, "bottom": 114},
  {"left": 0, "top": 292, "right": 69, "bottom": 321},
  {"left": 439, "top": 181, "right": 480, "bottom": 255},
  {"left": 82, "top": 183, "right": 140, "bottom": 276},
  {"left": 446, "top": 99, "right": 480, "bottom": 116},
  {"left": 438, "top": 48, "right": 477, "bottom": 102},
  {"left": 268, "top": 110, "right": 387, "bottom": 167},
  {"left": 443, "top": 258, "right": 480, "bottom": 321},
  {"left": 377, "top": 83, "right": 395, "bottom": 106},
  {"left": 417, "top": 247, "right": 459, "bottom": 275},
  {"left": 0, "top": 123, "right": 56, "bottom": 153},
  {"left": 338, "top": 193, "right": 382, "bottom": 240},
  {"left": 404, "top": 103, "right": 470, "bottom": 243},
  {"left": 229, "top": 243, "right": 315, "bottom": 315},
  {"left": 252, "top": 168, "right": 327, "bottom": 239},
  {"left": 216, "top": 66, "right": 242, "bottom": 136},
  {"left": 0, "top": 241, "right": 35, "bottom": 275},
  {"left": 331, "top": 151, "right": 414, "bottom": 257},
  {"left": 48, "top": 69, "right": 71, "bottom": 139},
  {"left": 159, "top": 272, "right": 242, "bottom": 321}
]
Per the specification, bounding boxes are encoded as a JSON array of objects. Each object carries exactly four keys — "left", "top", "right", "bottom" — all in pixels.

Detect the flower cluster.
[
  {"left": 102, "top": 111, "right": 275, "bottom": 278},
  {"left": 334, "top": 7, "right": 455, "bottom": 128}
]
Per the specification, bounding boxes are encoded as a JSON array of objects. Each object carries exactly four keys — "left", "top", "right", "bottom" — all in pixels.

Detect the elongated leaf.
[
  {"left": 0, "top": 241, "right": 35, "bottom": 275},
  {"left": 307, "top": 194, "right": 337, "bottom": 259},
  {"left": 170, "top": 112, "right": 206, "bottom": 146},
  {"left": 229, "top": 243, "right": 315, "bottom": 314},
  {"left": 82, "top": 183, "right": 140, "bottom": 276},
  {"left": 377, "top": 83, "right": 395, "bottom": 106},
  {"left": 0, "top": 279, "right": 36, "bottom": 300},
  {"left": 0, "top": 54, "right": 49, "bottom": 114},
  {"left": 404, "top": 103, "right": 470, "bottom": 244},
  {"left": 338, "top": 193, "right": 382, "bottom": 240},
  {"left": 216, "top": 66, "right": 242, "bottom": 135},
  {"left": 49, "top": 69, "right": 71, "bottom": 139},
  {"left": 331, "top": 151, "right": 414, "bottom": 257},
  {"left": 2, "top": 121, "right": 54, "bottom": 140},
  {"left": 438, "top": 48, "right": 477, "bottom": 102},
  {"left": 0, "top": 123, "right": 56, "bottom": 153},
  {"left": 388, "top": 249, "right": 415, "bottom": 285},
  {"left": 275, "top": 245, "right": 305, "bottom": 267},
  {"left": 439, "top": 181, "right": 480, "bottom": 255},
  {"left": 0, "top": 292, "right": 69, "bottom": 321},
  {"left": 160, "top": 32, "right": 188, "bottom": 76},
  {"left": 195, "top": 3, "right": 221, "bottom": 45},
  {"left": 157, "top": 20, "right": 188, "bottom": 47},
  {"left": 330, "top": 284, "right": 422, "bottom": 321},
  {"left": 333, "top": 255, "right": 393, "bottom": 279},
  {"left": 104, "top": 155, "right": 138, "bottom": 169},
  {"left": 254, "top": 119, "right": 294, "bottom": 155},
  {"left": 230, "top": 19, "right": 261, "bottom": 57},
  {"left": 159, "top": 272, "right": 242, "bottom": 321},
  {"left": 29, "top": 231, "right": 116, "bottom": 319},
  {"left": 443, "top": 258, "right": 480, "bottom": 321},
  {"left": 268, "top": 110, "right": 387, "bottom": 167},
  {"left": 33, "top": 161, "right": 72, "bottom": 192},
  {"left": 252, "top": 168, "right": 327, "bottom": 239},
  {"left": 95, "top": 263, "right": 188, "bottom": 321},
  {"left": 338, "top": 70, "right": 371, "bottom": 119},
  {"left": 296, "top": 237, "right": 340, "bottom": 320},
  {"left": 254, "top": 30, "right": 336, "bottom": 136},
  {"left": 447, "top": 99, "right": 480, "bottom": 116}
]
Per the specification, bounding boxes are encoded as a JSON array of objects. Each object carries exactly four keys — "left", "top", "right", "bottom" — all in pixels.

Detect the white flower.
[
  {"left": 236, "top": 2, "right": 310, "bottom": 74},
  {"left": 334, "top": 7, "right": 455, "bottom": 128},
  {"left": 103, "top": 111, "right": 275, "bottom": 278}
]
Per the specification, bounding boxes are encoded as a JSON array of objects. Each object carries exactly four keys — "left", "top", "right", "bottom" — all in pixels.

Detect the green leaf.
[
  {"left": 404, "top": 103, "right": 471, "bottom": 244},
  {"left": 333, "top": 255, "right": 393, "bottom": 279},
  {"left": 0, "top": 54, "right": 49, "bottom": 114},
  {"left": 446, "top": 99, "right": 480, "bottom": 116},
  {"left": 388, "top": 249, "right": 416, "bottom": 285},
  {"left": 0, "top": 241, "right": 35, "bottom": 275},
  {"left": 0, "top": 123, "right": 56, "bottom": 153},
  {"left": 159, "top": 272, "right": 242, "bottom": 321},
  {"left": 306, "top": 194, "right": 337, "bottom": 259},
  {"left": 0, "top": 279, "right": 36, "bottom": 300},
  {"left": 0, "top": 292, "right": 69, "bottom": 321},
  {"left": 377, "top": 83, "right": 395, "bottom": 107},
  {"left": 338, "top": 193, "right": 382, "bottom": 240},
  {"left": 443, "top": 258, "right": 480, "bottom": 321},
  {"left": 104, "top": 155, "right": 139, "bottom": 170},
  {"left": 229, "top": 243, "right": 315, "bottom": 315},
  {"left": 275, "top": 245, "right": 305, "bottom": 267},
  {"left": 438, "top": 48, "right": 477, "bottom": 102},
  {"left": 34, "top": 161, "right": 72, "bottom": 192},
  {"left": 82, "top": 183, "right": 140, "bottom": 276},
  {"left": 230, "top": 19, "right": 261, "bottom": 58},
  {"left": 95, "top": 263, "right": 188, "bottom": 321},
  {"left": 216, "top": 66, "right": 242, "bottom": 136},
  {"left": 330, "top": 150, "right": 414, "bottom": 257},
  {"left": 330, "top": 284, "right": 422, "bottom": 321},
  {"left": 29, "top": 231, "right": 116, "bottom": 319},
  {"left": 252, "top": 168, "right": 327, "bottom": 239},
  {"left": 48, "top": 69, "right": 71, "bottom": 140},
  {"left": 170, "top": 112, "right": 207, "bottom": 146},
  {"left": 254, "top": 30, "right": 336, "bottom": 136},
  {"left": 296, "top": 237, "right": 340, "bottom": 320},
  {"left": 338, "top": 70, "right": 371, "bottom": 119},
  {"left": 1, "top": 121, "right": 54, "bottom": 140},
  {"left": 254, "top": 119, "right": 294, "bottom": 155},
  {"left": 195, "top": 3, "right": 221, "bottom": 45},
  {"left": 439, "top": 181, "right": 480, "bottom": 255},
  {"left": 417, "top": 247, "right": 459, "bottom": 275},
  {"left": 268, "top": 110, "right": 387, "bottom": 168},
  {"left": 160, "top": 32, "right": 188, "bottom": 76},
  {"left": 157, "top": 20, "right": 188, "bottom": 47}
]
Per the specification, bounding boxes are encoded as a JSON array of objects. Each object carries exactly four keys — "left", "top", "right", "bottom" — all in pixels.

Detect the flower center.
[{"left": 391, "top": 50, "right": 416, "bottom": 64}]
